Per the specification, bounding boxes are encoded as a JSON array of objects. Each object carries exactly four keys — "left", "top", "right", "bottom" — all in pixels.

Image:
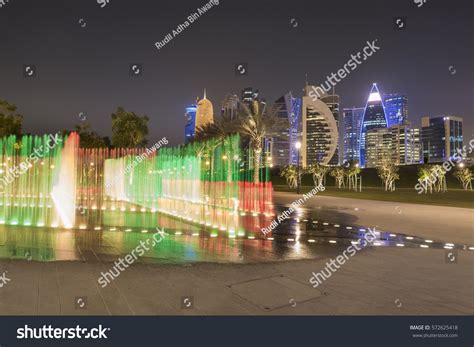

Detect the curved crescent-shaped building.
[
  {"left": 301, "top": 87, "right": 339, "bottom": 166},
  {"left": 360, "top": 83, "right": 388, "bottom": 167}
]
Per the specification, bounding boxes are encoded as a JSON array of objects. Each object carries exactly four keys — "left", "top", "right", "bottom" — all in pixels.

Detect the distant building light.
[{"left": 367, "top": 92, "right": 382, "bottom": 102}]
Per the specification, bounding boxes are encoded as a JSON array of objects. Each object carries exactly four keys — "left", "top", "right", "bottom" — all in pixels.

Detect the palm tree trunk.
[{"left": 253, "top": 144, "right": 261, "bottom": 184}]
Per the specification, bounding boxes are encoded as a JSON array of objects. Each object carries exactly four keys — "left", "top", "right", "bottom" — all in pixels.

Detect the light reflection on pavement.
[{"left": 0, "top": 204, "right": 471, "bottom": 263}]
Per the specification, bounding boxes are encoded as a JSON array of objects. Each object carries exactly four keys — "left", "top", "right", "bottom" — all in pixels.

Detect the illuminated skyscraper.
[
  {"left": 390, "top": 122, "right": 421, "bottom": 165},
  {"left": 270, "top": 92, "right": 301, "bottom": 167},
  {"left": 320, "top": 92, "right": 340, "bottom": 165},
  {"left": 384, "top": 94, "right": 408, "bottom": 127},
  {"left": 343, "top": 107, "right": 364, "bottom": 163},
  {"left": 360, "top": 83, "right": 388, "bottom": 167},
  {"left": 184, "top": 104, "right": 197, "bottom": 144},
  {"left": 365, "top": 128, "right": 392, "bottom": 168},
  {"left": 421, "top": 115, "right": 463, "bottom": 163},
  {"left": 301, "top": 85, "right": 338, "bottom": 166},
  {"left": 241, "top": 87, "right": 259, "bottom": 105},
  {"left": 221, "top": 94, "right": 239, "bottom": 121},
  {"left": 195, "top": 89, "right": 214, "bottom": 130}
]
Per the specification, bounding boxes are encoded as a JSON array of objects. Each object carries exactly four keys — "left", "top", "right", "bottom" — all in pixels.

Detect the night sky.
[{"left": 1, "top": 0, "right": 472, "bottom": 145}]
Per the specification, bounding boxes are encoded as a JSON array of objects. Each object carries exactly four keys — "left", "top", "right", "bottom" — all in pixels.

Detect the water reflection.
[{"left": 0, "top": 204, "right": 470, "bottom": 263}]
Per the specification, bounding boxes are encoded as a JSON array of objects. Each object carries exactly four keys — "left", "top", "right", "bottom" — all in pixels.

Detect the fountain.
[
  {"left": 0, "top": 133, "right": 67, "bottom": 227},
  {"left": 0, "top": 132, "right": 274, "bottom": 236}
]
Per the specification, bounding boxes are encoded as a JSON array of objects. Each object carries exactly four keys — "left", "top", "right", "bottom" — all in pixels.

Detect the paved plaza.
[{"left": 0, "top": 195, "right": 472, "bottom": 315}]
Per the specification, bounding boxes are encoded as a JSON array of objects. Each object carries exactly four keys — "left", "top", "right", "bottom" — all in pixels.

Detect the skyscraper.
[
  {"left": 421, "top": 115, "right": 463, "bottom": 163},
  {"left": 390, "top": 122, "right": 421, "bottom": 165},
  {"left": 301, "top": 85, "right": 338, "bottom": 166},
  {"left": 360, "top": 83, "right": 388, "bottom": 167},
  {"left": 241, "top": 87, "right": 260, "bottom": 108},
  {"left": 320, "top": 92, "right": 340, "bottom": 165},
  {"left": 271, "top": 92, "right": 301, "bottom": 167},
  {"left": 221, "top": 94, "right": 239, "bottom": 121},
  {"left": 184, "top": 104, "right": 197, "bottom": 144},
  {"left": 384, "top": 94, "right": 408, "bottom": 127},
  {"left": 365, "top": 128, "right": 392, "bottom": 168},
  {"left": 195, "top": 89, "right": 214, "bottom": 130},
  {"left": 343, "top": 107, "right": 364, "bottom": 163}
]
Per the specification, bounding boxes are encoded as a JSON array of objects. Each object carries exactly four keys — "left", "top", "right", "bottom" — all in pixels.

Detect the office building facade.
[
  {"left": 270, "top": 92, "right": 301, "bottom": 167},
  {"left": 184, "top": 104, "right": 197, "bottom": 144},
  {"left": 384, "top": 94, "right": 408, "bottom": 128},
  {"left": 365, "top": 128, "right": 392, "bottom": 168},
  {"left": 421, "top": 115, "right": 463, "bottom": 163},
  {"left": 342, "top": 107, "right": 364, "bottom": 164},
  {"left": 320, "top": 92, "right": 340, "bottom": 165},
  {"left": 390, "top": 122, "right": 421, "bottom": 165},
  {"left": 301, "top": 85, "right": 338, "bottom": 166},
  {"left": 360, "top": 83, "right": 388, "bottom": 167},
  {"left": 221, "top": 94, "right": 240, "bottom": 121}
]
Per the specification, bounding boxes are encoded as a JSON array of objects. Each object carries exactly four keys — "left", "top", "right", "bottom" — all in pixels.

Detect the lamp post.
[{"left": 295, "top": 141, "right": 302, "bottom": 194}]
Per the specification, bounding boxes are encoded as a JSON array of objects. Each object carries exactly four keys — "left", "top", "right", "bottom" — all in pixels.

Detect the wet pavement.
[
  {"left": 1, "top": 200, "right": 473, "bottom": 316},
  {"left": 0, "top": 202, "right": 471, "bottom": 263}
]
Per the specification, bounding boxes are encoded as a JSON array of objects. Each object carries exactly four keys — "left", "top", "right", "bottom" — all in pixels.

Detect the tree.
[
  {"left": 306, "top": 163, "right": 329, "bottom": 187},
  {"left": 330, "top": 166, "right": 346, "bottom": 189},
  {"left": 194, "top": 113, "right": 236, "bottom": 143},
  {"left": 453, "top": 167, "right": 473, "bottom": 190},
  {"left": 237, "top": 100, "right": 287, "bottom": 183},
  {"left": 431, "top": 165, "right": 447, "bottom": 192},
  {"left": 417, "top": 165, "right": 447, "bottom": 194},
  {"left": 194, "top": 115, "right": 238, "bottom": 182},
  {"left": 0, "top": 100, "right": 23, "bottom": 137},
  {"left": 280, "top": 165, "right": 299, "bottom": 189},
  {"left": 345, "top": 161, "right": 361, "bottom": 191},
  {"left": 111, "top": 107, "right": 149, "bottom": 148},
  {"left": 377, "top": 159, "right": 399, "bottom": 191},
  {"left": 73, "top": 123, "right": 109, "bottom": 148},
  {"left": 417, "top": 165, "right": 433, "bottom": 194}
]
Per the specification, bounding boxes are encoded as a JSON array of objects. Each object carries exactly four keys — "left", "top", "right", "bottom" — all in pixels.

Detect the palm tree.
[
  {"left": 194, "top": 114, "right": 237, "bottom": 182},
  {"left": 237, "top": 100, "right": 288, "bottom": 183},
  {"left": 194, "top": 113, "right": 236, "bottom": 143}
]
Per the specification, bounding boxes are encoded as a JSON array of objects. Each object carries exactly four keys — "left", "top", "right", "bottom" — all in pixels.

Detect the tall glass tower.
[
  {"left": 421, "top": 115, "right": 463, "bottom": 163},
  {"left": 184, "top": 104, "right": 197, "bottom": 144},
  {"left": 320, "top": 92, "right": 340, "bottom": 166},
  {"left": 360, "top": 83, "right": 388, "bottom": 167},
  {"left": 271, "top": 92, "right": 301, "bottom": 167},
  {"left": 301, "top": 85, "right": 338, "bottom": 166},
  {"left": 343, "top": 107, "right": 364, "bottom": 163},
  {"left": 384, "top": 94, "right": 408, "bottom": 127}
]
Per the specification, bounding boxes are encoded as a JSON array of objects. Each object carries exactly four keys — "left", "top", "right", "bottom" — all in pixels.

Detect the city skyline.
[
  {"left": 0, "top": 0, "right": 472, "bottom": 338},
  {"left": 0, "top": 0, "right": 472, "bottom": 146}
]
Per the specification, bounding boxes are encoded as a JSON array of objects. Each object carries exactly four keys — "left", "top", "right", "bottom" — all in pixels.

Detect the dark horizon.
[{"left": 1, "top": 0, "right": 472, "bottom": 145}]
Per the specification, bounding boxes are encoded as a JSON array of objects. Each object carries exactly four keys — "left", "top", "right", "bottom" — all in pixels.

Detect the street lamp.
[
  {"left": 295, "top": 141, "right": 302, "bottom": 194},
  {"left": 459, "top": 162, "right": 465, "bottom": 168}
]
